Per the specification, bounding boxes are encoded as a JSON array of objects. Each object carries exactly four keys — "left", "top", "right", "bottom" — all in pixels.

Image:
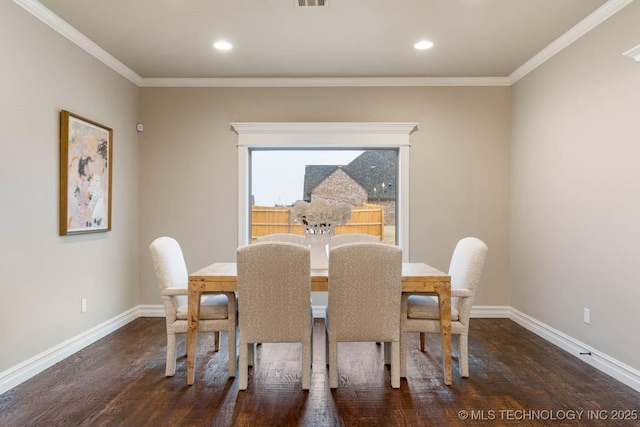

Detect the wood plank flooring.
[{"left": 1, "top": 318, "right": 638, "bottom": 426}]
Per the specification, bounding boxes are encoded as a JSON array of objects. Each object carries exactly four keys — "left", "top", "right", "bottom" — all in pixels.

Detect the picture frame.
[{"left": 59, "top": 110, "right": 113, "bottom": 235}]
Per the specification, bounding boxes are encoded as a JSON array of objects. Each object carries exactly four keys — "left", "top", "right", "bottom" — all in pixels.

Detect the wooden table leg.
[
  {"left": 186, "top": 283, "right": 201, "bottom": 385},
  {"left": 438, "top": 283, "right": 452, "bottom": 385}
]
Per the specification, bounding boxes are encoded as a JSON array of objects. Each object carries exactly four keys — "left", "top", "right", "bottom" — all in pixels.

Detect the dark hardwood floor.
[{"left": 1, "top": 318, "right": 638, "bottom": 426}]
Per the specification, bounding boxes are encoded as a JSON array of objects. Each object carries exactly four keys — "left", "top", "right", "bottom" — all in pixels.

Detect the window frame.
[{"left": 231, "top": 122, "right": 416, "bottom": 262}]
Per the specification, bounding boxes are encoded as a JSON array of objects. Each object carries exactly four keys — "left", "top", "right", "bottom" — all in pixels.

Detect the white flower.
[{"left": 293, "top": 198, "right": 353, "bottom": 234}]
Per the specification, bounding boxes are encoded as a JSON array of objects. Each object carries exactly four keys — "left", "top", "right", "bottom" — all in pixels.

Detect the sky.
[{"left": 251, "top": 150, "right": 363, "bottom": 206}]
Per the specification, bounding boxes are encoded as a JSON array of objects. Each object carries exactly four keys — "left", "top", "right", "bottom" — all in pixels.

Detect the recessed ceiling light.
[
  {"left": 414, "top": 40, "right": 434, "bottom": 50},
  {"left": 213, "top": 40, "right": 233, "bottom": 51}
]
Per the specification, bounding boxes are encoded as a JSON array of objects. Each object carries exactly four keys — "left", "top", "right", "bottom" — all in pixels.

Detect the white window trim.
[{"left": 231, "top": 122, "right": 417, "bottom": 261}]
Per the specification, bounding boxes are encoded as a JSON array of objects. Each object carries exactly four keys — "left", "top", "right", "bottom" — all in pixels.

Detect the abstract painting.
[{"left": 59, "top": 110, "right": 113, "bottom": 235}]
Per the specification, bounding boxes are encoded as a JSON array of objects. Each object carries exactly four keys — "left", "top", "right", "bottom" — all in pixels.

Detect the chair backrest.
[
  {"left": 328, "top": 242, "right": 402, "bottom": 342},
  {"left": 330, "top": 233, "right": 380, "bottom": 247},
  {"left": 237, "top": 242, "right": 311, "bottom": 343},
  {"left": 149, "top": 236, "right": 188, "bottom": 311},
  {"left": 449, "top": 237, "right": 488, "bottom": 323},
  {"left": 256, "top": 233, "right": 307, "bottom": 245}
]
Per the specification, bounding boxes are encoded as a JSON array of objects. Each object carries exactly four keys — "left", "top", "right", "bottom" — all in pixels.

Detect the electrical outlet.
[
  {"left": 81, "top": 298, "right": 87, "bottom": 313},
  {"left": 583, "top": 308, "right": 590, "bottom": 324}
]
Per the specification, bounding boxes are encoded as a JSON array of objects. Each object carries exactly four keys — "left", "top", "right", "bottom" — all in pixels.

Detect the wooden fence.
[{"left": 251, "top": 204, "right": 384, "bottom": 242}]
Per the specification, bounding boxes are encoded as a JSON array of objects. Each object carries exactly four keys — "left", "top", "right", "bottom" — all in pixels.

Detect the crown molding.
[
  {"left": 139, "top": 76, "right": 510, "bottom": 87},
  {"left": 13, "top": 0, "right": 143, "bottom": 86},
  {"left": 16, "top": 0, "right": 632, "bottom": 88},
  {"left": 509, "top": 0, "right": 635, "bottom": 84}
]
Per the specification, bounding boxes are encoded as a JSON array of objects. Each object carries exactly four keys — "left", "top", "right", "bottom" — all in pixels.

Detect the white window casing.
[{"left": 231, "top": 122, "right": 417, "bottom": 261}]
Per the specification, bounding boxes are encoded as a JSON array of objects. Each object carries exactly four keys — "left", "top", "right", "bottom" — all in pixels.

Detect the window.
[
  {"left": 251, "top": 148, "right": 397, "bottom": 244},
  {"left": 232, "top": 122, "right": 416, "bottom": 261}
]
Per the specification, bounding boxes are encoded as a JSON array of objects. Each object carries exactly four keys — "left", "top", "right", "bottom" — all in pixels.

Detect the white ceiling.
[{"left": 20, "top": 0, "right": 632, "bottom": 86}]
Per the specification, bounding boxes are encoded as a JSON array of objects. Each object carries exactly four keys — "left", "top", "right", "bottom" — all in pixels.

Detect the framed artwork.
[{"left": 59, "top": 110, "right": 113, "bottom": 235}]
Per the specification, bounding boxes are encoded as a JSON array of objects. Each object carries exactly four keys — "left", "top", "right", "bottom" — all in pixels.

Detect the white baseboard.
[
  {"left": 0, "top": 306, "right": 139, "bottom": 396},
  {"left": 2, "top": 304, "right": 639, "bottom": 396},
  {"left": 471, "top": 305, "right": 511, "bottom": 318},
  {"left": 509, "top": 308, "right": 640, "bottom": 393},
  {"left": 312, "top": 305, "right": 326, "bottom": 318},
  {"left": 314, "top": 305, "right": 512, "bottom": 319},
  {"left": 137, "top": 304, "right": 166, "bottom": 317}
]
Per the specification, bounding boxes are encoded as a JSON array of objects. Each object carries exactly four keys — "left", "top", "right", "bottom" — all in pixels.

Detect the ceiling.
[{"left": 23, "top": 0, "right": 627, "bottom": 85}]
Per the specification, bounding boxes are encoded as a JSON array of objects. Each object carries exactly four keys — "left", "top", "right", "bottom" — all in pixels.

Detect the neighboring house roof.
[
  {"left": 343, "top": 151, "right": 396, "bottom": 201},
  {"left": 303, "top": 165, "right": 338, "bottom": 200},
  {"left": 303, "top": 150, "right": 396, "bottom": 201}
]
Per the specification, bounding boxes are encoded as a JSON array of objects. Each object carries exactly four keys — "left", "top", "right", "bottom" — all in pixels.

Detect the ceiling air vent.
[{"left": 297, "top": 0, "right": 327, "bottom": 7}]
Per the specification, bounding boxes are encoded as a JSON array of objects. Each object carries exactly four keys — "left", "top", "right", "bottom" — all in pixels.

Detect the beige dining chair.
[
  {"left": 149, "top": 236, "right": 237, "bottom": 378},
  {"left": 236, "top": 241, "right": 312, "bottom": 390},
  {"left": 325, "top": 242, "right": 403, "bottom": 388},
  {"left": 256, "top": 233, "right": 307, "bottom": 245},
  {"left": 329, "top": 233, "right": 380, "bottom": 247},
  {"left": 400, "top": 237, "right": 488, "bottom": 378}
]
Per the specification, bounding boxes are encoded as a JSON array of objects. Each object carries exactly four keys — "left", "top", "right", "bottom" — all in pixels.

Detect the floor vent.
[{"left": 297, "top": 0, "right": 327, "bottom": 7}]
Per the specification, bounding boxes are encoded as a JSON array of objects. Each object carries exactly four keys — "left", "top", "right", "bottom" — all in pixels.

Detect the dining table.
[{"left": 186, "top": 262, "right": 452, "bottom": 386}]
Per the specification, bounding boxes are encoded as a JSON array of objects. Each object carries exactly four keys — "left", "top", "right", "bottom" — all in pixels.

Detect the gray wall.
[
  {"left": 0, "top": 2, "right": 140, "bottom": 372},
  {"left": 138, "top": 86, "right": 511, "bottom": 308},
  {"left": 511, "top": 0, "right": 640, "bottom": 369}
]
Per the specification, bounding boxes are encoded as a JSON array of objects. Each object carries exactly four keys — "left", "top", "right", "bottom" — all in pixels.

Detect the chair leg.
[
  {"left": 400, "top": 332, "right": 407, "bottom": 378},
  {"left": 383, "top": 342, "right": 390, "bottom": 365},
  {"left": 165, "top": 332, "right": 176, "bottom": 377},
  {"left": 214, "top": 331, "right": 220, "bottom": 352},
  {"left": 419, "top": 332, "right": 426, "bottom": 351},
  {"left": 391, "top": 341, "right": 400, "bottom": 389},
  {"left": 227, "top": 328, "right": 236, "bottom": 378},
  {"left": 329, "top": 336, "right": 338, "bottom": 389},
  {"left": 459, "top": 333, "right": 469, "bottom": 378},
  {"left": 239, "top": 341, "right": 249, "bottom": 390},
  {"left": 248, "top": 342, "right": 254, "bottom": 366},
  {"left": 310, "top": 308, "right": 314, "bottom": 369},
  {"left": 325, "top": 325, "right": 329, "bottom": 367},
  {"left": 302, "top": 338, "right": 311, "bottom": 390},
  {"left": 310, "top": 327, "right": 314, "bottom": 370}
]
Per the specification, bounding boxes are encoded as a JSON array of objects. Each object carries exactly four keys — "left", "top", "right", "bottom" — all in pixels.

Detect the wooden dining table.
[{"left": 187, "top": 262, "right": 452, "bottom": 386}]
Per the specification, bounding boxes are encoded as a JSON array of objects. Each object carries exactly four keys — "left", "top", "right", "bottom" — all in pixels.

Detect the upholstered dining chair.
[
  {"left": 400, "top": 237, "right": 488, "bottom": 378},
  {"left": 256, "top": 233, "right": 307, "bottom": 245},
  {"left": 149, "top": 236, "right": 237, "bottom": 378},
  {"left": 325, "top": 242, "right": 403, "bottom": 388},
  {"left": 255, "top": 234, "right": 309, "bottom": 349},
  {"left": 329, "top": 233, "right": 380, "bottom": 247},
  {"left": 236, "top": 241, "right": 312, "bottom": 390}
]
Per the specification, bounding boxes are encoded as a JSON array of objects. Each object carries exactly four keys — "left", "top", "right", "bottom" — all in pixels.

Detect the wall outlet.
[
  {"left": 81, "top": 298, "right": 87, "bottom": 313},
  {"left": 583, "top": 307, "right": 590, "bottom": 324}
]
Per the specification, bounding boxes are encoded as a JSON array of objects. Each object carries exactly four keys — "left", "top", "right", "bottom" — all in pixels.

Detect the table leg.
[
  {"left": 186, "top": 283, "right": 201, "bottom": 385},
  {"left": 438, "top": 284, "right": 452, "bottom": 385}
]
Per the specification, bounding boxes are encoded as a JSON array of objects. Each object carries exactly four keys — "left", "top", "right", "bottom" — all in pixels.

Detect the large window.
[
  {"left": 250, "top": 149, "right": 398, "bottom": 244},
  {"left": 232, "top": 122, "right": 416, "bottom": 261}
]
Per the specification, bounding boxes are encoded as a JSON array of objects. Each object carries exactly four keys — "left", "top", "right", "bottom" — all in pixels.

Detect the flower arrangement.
[{"left": 293, "top": 198, "right": 352, "bottom": 235}]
